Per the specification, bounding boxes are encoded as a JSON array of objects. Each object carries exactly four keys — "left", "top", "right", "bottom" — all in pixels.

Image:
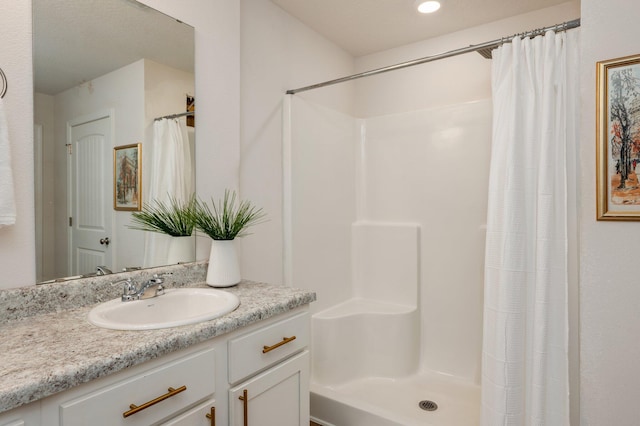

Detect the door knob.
[{"left": 100, "top": 237, "right": 110, "bottom": 246}]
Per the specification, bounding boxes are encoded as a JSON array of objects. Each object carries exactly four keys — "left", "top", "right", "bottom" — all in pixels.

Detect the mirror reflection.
[{"left": 33, "top": 0, "right": 195, "bottom": 283}]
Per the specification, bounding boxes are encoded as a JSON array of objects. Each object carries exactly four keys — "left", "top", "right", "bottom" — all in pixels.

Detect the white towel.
[{"left": 0, "top": 97, "right": 16, "bottom": 227}]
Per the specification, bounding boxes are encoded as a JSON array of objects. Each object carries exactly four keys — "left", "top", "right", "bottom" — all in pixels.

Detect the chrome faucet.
[{"left": 115, "top": 275, "right": 165, "bottom": 302}]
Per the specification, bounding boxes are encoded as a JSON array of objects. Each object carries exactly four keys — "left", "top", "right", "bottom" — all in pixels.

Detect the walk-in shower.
[
  {"left": 283, "top": 18, "right": 580, "bottom": 426},
  {"left": 284, "top": 96, "right": 490, "bottom": 425}
]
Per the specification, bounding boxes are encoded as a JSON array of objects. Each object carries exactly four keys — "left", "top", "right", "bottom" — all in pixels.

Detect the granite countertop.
[{"left": 0, "top": 263, "right": 315, "bottom": 414}]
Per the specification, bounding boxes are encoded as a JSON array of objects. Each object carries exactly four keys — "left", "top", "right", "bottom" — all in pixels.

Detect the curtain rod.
[
  {"left": 154, "top": 111, "right": 194, "bottom": 121},
  {"left": 285, "top": 18, "right": 580, "bottom": 95}
]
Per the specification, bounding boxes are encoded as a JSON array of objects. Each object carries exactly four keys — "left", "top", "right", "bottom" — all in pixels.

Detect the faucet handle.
[
  {"left": 149, "top": 272, "right": 174, "bottom": 285},
  {"left": 155, "top": 283, "right": 165, "bottom": 297},
  {"left": 153, "top": 272, "right": 173, "bottom": 279},
  {"left": 149, "top": 274, "right": 165, "bottom": 284},
  {"left": 112, "top": 278, "right": 138, "bottom": 301}
]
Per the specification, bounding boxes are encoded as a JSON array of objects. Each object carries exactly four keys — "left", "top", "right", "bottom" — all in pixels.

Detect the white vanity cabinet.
[
  {"left": 1, "top": 307, "right": 311, "bottom": 426},
  {"left": 228, "top": 311, "right": 310, "bottom": 426}
]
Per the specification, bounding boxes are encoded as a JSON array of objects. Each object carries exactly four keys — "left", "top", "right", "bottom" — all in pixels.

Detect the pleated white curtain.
[
  {"left": 143, "top": 118, "right": 194, "bottom": 267},
  {"left": 481, "top": 29, "right": 579, "bottom": 426}
]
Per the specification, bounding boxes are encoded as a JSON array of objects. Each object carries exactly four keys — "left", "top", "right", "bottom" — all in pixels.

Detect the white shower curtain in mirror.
[
  {"left": 481, "top": 30, "right": 579, "bottom": 426},
  {"left": 143, "top": 118, "right": 194, "bottom": 267}
]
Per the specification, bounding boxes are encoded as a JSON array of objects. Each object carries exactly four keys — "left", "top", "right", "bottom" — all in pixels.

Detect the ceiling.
[
  {"left": 33, "top": 0, "right": 572, "bottom": 95},
  {"left": 270, "top": 0, "right": 572, "bottom": 57},
  {"left": 33, "top": 0, "right": 194, "bottom": 95}
]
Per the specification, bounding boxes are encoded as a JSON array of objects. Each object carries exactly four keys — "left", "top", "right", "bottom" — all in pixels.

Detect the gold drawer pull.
[
  {"left": 238, "top": 389, "right": 248, "bottom": 426},
  {"left": 205, "top": 406, "right": 216, "bottom": 425},
  {"left": 262, "top": 336, "right": 296, "bottom": 354},
  {"left": 122, "top": 385, "right": 187, "bottom": 418}
]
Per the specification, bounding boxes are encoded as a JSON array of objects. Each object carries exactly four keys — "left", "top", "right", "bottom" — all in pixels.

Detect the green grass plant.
[
  {"left": 192, "top": 190, "right": 265, "bottom": 240},
  {"left": 129, "top": 195, "right": 196, "bottom": 237}
]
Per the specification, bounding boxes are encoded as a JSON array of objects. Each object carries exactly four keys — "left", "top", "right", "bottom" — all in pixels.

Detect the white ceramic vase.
[
  {"left": 206, "top": 239, "right": 241, "bottom": 287},
  {"left": 167, "top": 235, "right": 195, "bottom": 265}
]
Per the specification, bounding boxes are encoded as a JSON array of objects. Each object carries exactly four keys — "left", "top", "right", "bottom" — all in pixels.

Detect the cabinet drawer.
[
  {"left": 57, "top": 347, "right": 215, "bottom": 426},
  {"left": 228, "top": 312, "right": 309, "bottom": 383}
]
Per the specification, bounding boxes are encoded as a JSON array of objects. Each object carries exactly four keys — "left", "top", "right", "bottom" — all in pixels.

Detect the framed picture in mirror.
[
  {"left": 114, "top": 143, "right": 142, "bottom": 211},
  {"left": 187, "top": 95, "right": 195, "bottom": 127}
]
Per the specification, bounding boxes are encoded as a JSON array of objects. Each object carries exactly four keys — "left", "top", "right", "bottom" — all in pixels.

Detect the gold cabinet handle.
[
  {"left": 122, "top": 385, "right": 187, "bottom": 418},
  {"left": 262, "top": 336, "right": 296, "bottom": 354},
  {"left": 205, "top": 406, "right": 216, "bottom": 425},
  {"left": 238, "top": 389, "right": 248, "bottom": 426}
]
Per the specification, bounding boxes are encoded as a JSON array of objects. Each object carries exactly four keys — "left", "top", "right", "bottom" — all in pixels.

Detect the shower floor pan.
[{"left": 310, "top": 371, "right": 480, "bottom": 426}]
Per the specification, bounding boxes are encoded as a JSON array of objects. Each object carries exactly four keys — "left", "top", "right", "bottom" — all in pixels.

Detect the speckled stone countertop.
[{"left": 0, "top": 262, "right": 315, "bottom": 413}]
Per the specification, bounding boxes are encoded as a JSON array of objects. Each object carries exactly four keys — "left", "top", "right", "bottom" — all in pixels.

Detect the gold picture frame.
[
  {"left": 113, "top": 143, "right": 142, "bottom": 211},
  {"left": 597, "top": 54, "right": 640, "bottom": 220}
]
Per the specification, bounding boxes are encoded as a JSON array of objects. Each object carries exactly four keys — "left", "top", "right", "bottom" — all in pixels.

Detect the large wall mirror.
[{"left": 33, "top": 0, "right": 195, "bottom": 283}]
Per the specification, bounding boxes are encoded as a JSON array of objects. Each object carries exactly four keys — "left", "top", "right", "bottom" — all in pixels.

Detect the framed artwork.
[
  {"left": 186, "top": 95, "right": 195, "bottom": 127},
  {"left": 597, "top": 54, "right": 640, "bottom": 220},
  {"left": 113, "top": 143, "right": 141, "bottom": 211}
]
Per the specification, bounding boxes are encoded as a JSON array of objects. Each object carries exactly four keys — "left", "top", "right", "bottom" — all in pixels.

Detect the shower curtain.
[
  {"left": 143, "top": 118, "right": 194, "bottom": 267},
  {"left": 481, "top": 30, "right": 579, "bottom": 425}
]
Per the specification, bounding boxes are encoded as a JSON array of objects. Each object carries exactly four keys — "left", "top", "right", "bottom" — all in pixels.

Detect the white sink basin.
[{"left": 88, "top": 288, "right": 240, "bottom": 330}]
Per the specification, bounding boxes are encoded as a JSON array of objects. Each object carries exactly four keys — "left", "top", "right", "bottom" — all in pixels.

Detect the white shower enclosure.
[{"left": 284, "top": 95, "right": 492, "bottom": 425}]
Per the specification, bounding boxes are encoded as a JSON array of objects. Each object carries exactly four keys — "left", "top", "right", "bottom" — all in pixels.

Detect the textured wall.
[
  {"left": 239, "top": 0, "right": 355, "bottom": 286},
  {"left": 579, "top": 0, "right": 640, "bottom": 424},
  {"left": 0, "top": 3, "right": 36, "bottom": 289}
]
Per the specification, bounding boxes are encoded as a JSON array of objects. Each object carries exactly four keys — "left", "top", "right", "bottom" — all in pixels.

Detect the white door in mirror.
[
  {"left": 88, "top": 288, "right": 240, "bottom": 330},
  {"left": 70, "top": 115, "right": 113, "bottom": 276}
]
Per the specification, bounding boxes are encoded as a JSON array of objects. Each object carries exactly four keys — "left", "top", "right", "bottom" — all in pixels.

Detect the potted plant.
[
  {"left": 191, "top": 190, "right": 265, "bottom": 287},
  {"left": 129, "top": 195, "right": 196, "bottom": 264}
]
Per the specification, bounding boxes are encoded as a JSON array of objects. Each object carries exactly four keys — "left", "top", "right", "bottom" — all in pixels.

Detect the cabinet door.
[
  {"left": 229, "top": 351, "right": 309, "bottom": 426},
  {"left": 159, "top": 398, "right": 216, "bottom": 426}
]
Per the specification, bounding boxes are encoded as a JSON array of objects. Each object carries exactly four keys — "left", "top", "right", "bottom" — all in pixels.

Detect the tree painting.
[
  {"left": 114, "top": 144, "right": 141, "bottom": 210},
  {"left": 609, "top": 65, "right": 640, "bottom": 204}
]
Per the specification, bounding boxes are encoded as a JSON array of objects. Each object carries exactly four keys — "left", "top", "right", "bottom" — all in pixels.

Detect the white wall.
[
  {"left": 0, "top": 3, "right": 35, "bottom": 289},
  {"left": 361, "top": 101, "right": 491, "bottom": 381},
  {"left": 239, "top": 0, "right": 355, "bottom": 286},
  {"left": 288, "top": 97, "right": 357, "bottom": 313},
  {"left": 33, "top": 92, "right": 55, "bottom": 281},
  {"left": 140, "top": 0, "right": 240, "bottom": 197},
  {"left": 120, "top": 0, "right": 241, "bottom": 263},
  {"left": 52, "top": 60, "right": 145, "bottom": 275},
  {"left": 580, "top": 0, "right": 640, "bottom": 424},
  {"left": 36, "top": 59, "right": 194, "bottom": 277},
  {"left": 355, "top": 2, "right": 580, "bottom": 116}
]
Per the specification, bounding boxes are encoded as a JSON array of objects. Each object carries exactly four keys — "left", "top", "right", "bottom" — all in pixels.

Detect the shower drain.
[{"left": 418, "top": 400, "right": 438, "bottom": 411}]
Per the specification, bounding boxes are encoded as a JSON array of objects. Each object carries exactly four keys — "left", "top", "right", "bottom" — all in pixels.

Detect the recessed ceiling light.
[{"left": 415, "top": 0, "right": 441, "bottom": 14}]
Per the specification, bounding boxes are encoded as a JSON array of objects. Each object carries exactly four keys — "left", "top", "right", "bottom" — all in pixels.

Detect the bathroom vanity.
[{"left": 0, "top": 263, "right": 315, "bottom": 425}]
